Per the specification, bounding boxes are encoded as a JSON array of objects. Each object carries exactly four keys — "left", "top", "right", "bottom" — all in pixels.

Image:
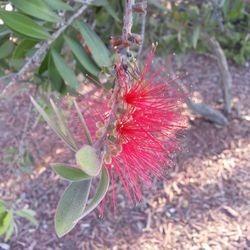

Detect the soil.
[{"left": 0, "top": 53, "right": 250, "bottom": 250}]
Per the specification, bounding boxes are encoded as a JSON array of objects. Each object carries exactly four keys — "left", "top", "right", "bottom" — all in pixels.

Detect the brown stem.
[
  {"left": 202, "top": 34, "right": 232, "bottom": 114},
  {"left": 138, "top": 1, "right": 147, "bottom": 56},
  {"left": 94, "top": 0, "right": 135, "bottom": 156},
  {"left": 121, "top": 0, "right": 134, "bottom": 58}
]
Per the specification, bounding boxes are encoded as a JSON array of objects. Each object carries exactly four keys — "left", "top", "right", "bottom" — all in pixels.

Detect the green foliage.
[
  {"left": 0, "top": 0, "right": 116, "bottom": 94},
  {"left": 3, "top": 146, "right": 34, "bottom": 175},
  {"left": 31, "top": 98, "right": 110, "bottom": 237},
  {"left": 147, "top": 0, "right": 250, "bottom": 65},
  {"left": 0, "top": 10, "right": 51, "bottom": 40},
  {"left": 51, "top": 163, "right": 91, "bottom": 181},
  {"left": 55, "top": 179, "right": 91, "bottom": 237},
  {"left": 0, "top": 199, "right": 37, "bottom": 242}
]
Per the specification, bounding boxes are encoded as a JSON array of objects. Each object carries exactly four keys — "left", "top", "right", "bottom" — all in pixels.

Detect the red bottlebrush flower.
[
  {"left": 102, "top": 49, "right": 186, "bottom": 203},
  {"left": 72, "top": 48, "right": 186, "bottom": 205}
]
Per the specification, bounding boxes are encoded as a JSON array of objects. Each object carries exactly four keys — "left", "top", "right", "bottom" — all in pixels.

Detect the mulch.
[{"left": 0, "top": 53, "right": 250, "bottom": 250}]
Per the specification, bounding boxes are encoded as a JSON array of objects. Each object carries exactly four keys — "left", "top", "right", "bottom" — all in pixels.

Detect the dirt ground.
[{"left": 0, "top": 53, "right": 250, "bottom": 250}]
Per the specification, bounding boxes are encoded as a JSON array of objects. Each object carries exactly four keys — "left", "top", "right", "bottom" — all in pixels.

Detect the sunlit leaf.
[
  {"left": 55, "top": 179, "right": 91, "bottom": 237},
  {"left": 0, "top": 211, "right": 12, "bottom": 236},
  {"left": 0, "top": 10, "right": 51, "bottom": 40},
  {"left": 4, "top": 220, "right": 14, "bottom": 242}
]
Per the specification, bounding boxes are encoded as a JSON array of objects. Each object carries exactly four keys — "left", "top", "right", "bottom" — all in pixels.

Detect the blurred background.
[{"left": 0, "top": 0, "right": 250, "bottom": 249}]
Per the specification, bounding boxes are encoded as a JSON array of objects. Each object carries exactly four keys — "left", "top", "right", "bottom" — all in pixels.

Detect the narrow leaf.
[
  {"left": 76, "top": 145, "right": 101, "bottom": 177},
  {"left": 0, "top": 211, "right": 12, "bottom": 236},
  {"left": 4, "top": 220, "right": 14, "bottom": 242},
  {"left": 49, "top": 99, "right": 77, "bottom": 150},
  {"left": 48, "top": 52, "right": 64, "bottom": 91},
  {"left": 11, "top": 39, "right": 37, "bottom": 69},
  {"left": 55, "top": 179, "right": 91, "bottom": 237},
  {"left": 92, "top": 0, "right": 120, "bottom": 21},
  {"left": 30, "top": 97, "right": 77, "bottom": 152},
  {"left": 0, "top": 10, "right": 51, "bottom": 40},
  {"left": 10, "top": 0, "right": 61, "bottom": 23},
  {"left": 192, "top": 25, "right": 200, "bottom": 49},
  {"left": 0, "top": 26, "right": 11, "bottom": 38},
  {"left": 51, "top": 50, "right": 79, "bottom": 90},
  {"left": 16, "top": 209, "right": 37, "bottom": 225},
  {"left": 0, "top": 40, "right": 14, "bottom": 60},
  {"left": 43, "top": 0, "right": 73, "bottom": 11},
  {"left": 64, "top": 35, "right": 100, "bottom": 77},
  {"left": 73, "top": 100, "right": 93, "bottom": 145},
  {"left": 82, "top": 167, "right": 109, "bottom": 217},
  {"left": 75, "top": 21, "right": 111, "bottom": 67},
  {"left": 52, "top": 163, "right": 91, "bottom": 181}
]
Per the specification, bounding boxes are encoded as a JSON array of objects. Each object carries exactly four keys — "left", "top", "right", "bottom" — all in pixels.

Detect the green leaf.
[
  {"left": 0, "top": 40, "right": 14, "bottom": 60},
  {"left": 92, "top": 0, "right": 120, "bottom": 22},
  {"left": 76, "top": 145, "right": 101, "bottom": 177},
  {"left": 30, "top": 97, "right": 77, "bottom": 152},
  {"left": 48, "top": 52, "right": 64, "bottom": 91},
  {"left": 0, "top": 10, "right": 51, "bottom": 40},
  {"left": 73, "top": 100, "right": 93, "bottom": 145},
  {"left": 10, "top": 0, "right": 61, "bottom": 23},
  {"left": 43, "top": 0, "right": 73, "bottom": 11},
  {"left": 16, "top": 209, "right": 37, "bottom": 225},
  {"left": 55, "top": 179, "right": 91, "bottom": 237},
  {"left": 51, "top": 50, "right": 79, "bottom": 90},
  {"left": 0, "top": 200, "right": 6, "bottom": 213},
  {"left": 38, "top": 51, "right": 50, "bottom": 75},
  {"left": 0, "top": 211, "right": 12, "bottom": 236},
  {"left": 64, "top": 35, "right": 100, "bottom": 77},
  {"left": 192, "top": 25, "right": 201, "bottom": 49},
  {"left": 52, "top": 163, "right": 91, "bottom": 181},
  {"left": 49, "top": 99, "right": 77, "bottom": 149},
  {"left": 82, "top": 167, "right": 109, "bottom": 217},
  {"left": 11, "top": 39, "right": 37, "bottom": 69},
  {"left": 4, "top": 220, "right": 14, "bottom": 242},
  {"left": 0, "top": 26, "right": 11, "bottom": 38},
  {"left": 227, "top": 1, "right": 244, "bottom": 21},
  {"left": 75, "top": 21, "right": 111, "bottom": 67}
]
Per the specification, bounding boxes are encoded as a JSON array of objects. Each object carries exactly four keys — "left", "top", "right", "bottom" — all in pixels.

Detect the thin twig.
[
  {"left": 94, "top": 0, "right": 135, "bottom": 157},
  {"left": 121, "top": 0, "right": 134, "bottom": 59},
  {"left": 201, "top": 33, "right": 232, "bottom": 114},
  {"left": 138, "top": 0, "right": 147, "bottom": 56},
  {"left": 0, "top": 0, "right": 94, "bottom": 98},
  {"left": 16, "top": 87, "right": 38, "bottom": 165}
]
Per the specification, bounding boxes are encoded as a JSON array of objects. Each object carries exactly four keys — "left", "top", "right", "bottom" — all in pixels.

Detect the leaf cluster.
[
  {"left": 146, "top": 0, "right": 250, "bottom": 65},
  {"left": 0, "top": 199, "right": 37, "bottom": 242}
]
